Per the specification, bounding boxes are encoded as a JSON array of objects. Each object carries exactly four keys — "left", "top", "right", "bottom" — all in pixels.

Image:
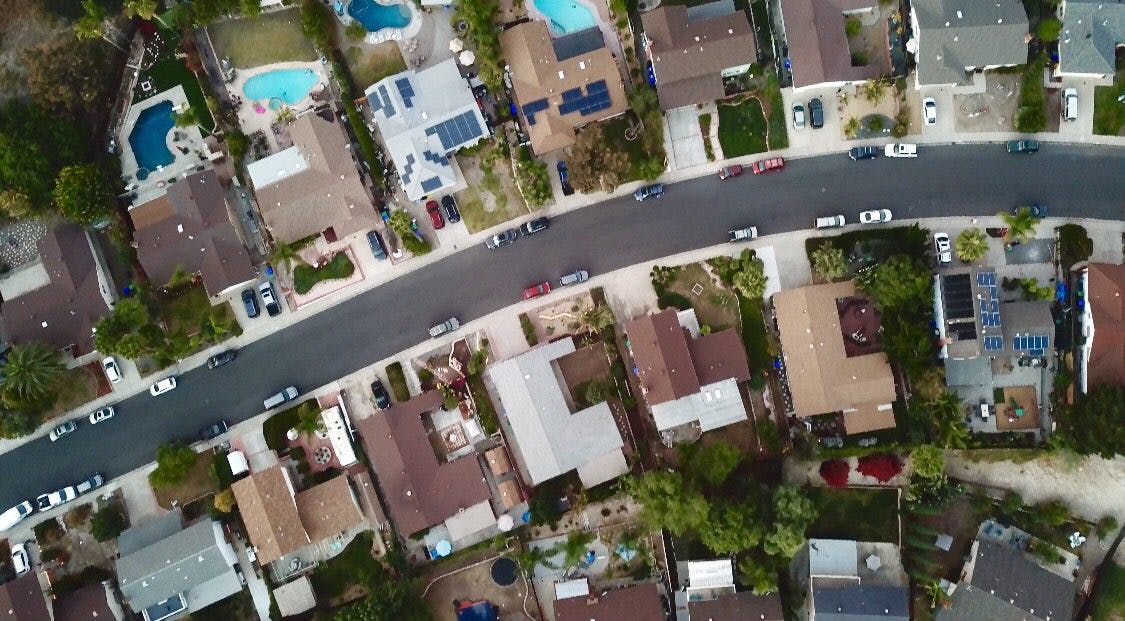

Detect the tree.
[
  {"left": 772, "top": 484, "right": 817, "bottom": 529},
  {"left": 514, "top": 546, "right": 557, "bottom": 577},
  {"left": 1036, "top": 16, "right": 1062, "bottom": 42},
  {"left": 213, "top": 489, "right": 236, "bottom": 513},
  {"left": 567, "top": 124, "right": 631, "bottom": 193},
  {"left": 173, "top": 106, "right": 198, "bottom": 128},
  {"left": 857, "top": 255, "right": 931, "bottom": 312},
  {"left": 998, "top": 207, "right": 1040, "bottom": 244},
  {"left": 295, "top": 406, "right": 324, "bottom": 436},
  {"left": 225, "top": 130, "right": 249, "bottom": 161},
  {"left": 686, "top": 440, "right": 742, "bottom": 487},
  {"left": 731, "top": 254, "right": 768, "bottom": 300},
  {"left": 581, "top": 304, "right": 615, "bottom": 334},
  {"left": 819, "top": 459, "right": 850, "bottom": 488},
  {"left": 1051, "top": 384, "right": 1125, "bottom": 457},
  {"left": 763, "top": 523, "right": 806, "bottom": 558},
  {"left": 906, "top": 445, "right": 955, "bottom": 507},
  {"left": 880, "top": 314, "right": 933, "bottom": 376},
  {"left": 454, "top": 0, "right": 504, "bottom": 92},
  {"left": 345, "top": 20, "right": 367, "bottom": 41},
  {"left": 93, "top": 297, "right": 161, "bottom": 361},
  {"left": 928, "top": 392, "right": 969, "bottom": 449},
  {"left": 23, "top": 38, "right": 111, "bottom": 120},
  {"left": 700, "top": 500, "right": 764, "bottom": 555},
  {"left": 90, "top": 505, "right": 127, "bottom": 542},
  {"left": 54, "top": 164, "right": 114, "bottom": 226},
  {"left": 241, "top": 0, "right": 263, "bottom": 17},
  {"left": 149, "top": 443, "right": 199, "bottom": 488},
  {"left": 301, "top": 0, "right": 334, "bottom": 50},
  {"left": 955, "top": 228, "right": 988, "bottom": 263},
  {"left": 1037, "top": 500, "right": 1071, "bottom": 528},
  {"left": 619, "top": 471, "right": 709, "bottom": 536},
  {"left": 583, "top": 380, "right": 609, "bottom": 405},
  {"left": 862, "top": 79, "right": 888, "bottom": 104},
  {"left": 559, "top": 530, "right": 595, "bottom": 570},
  {"left": 124, "top": 0, "right": 159, "bottom": 19},
  {"left": 0, "top": 190, "right": 34, "bottom": 219},
  {"left": 514, "top": 146, "right": 552, "bottom": 208},
  {"left": 388, "top": 210, "right": 431, "bottom": 255},
  {"left": 0, "top": 101, "right": 88, "bottom": 205},
  {"left": 738, "top": 556, "right": 779, "bottom": 594},
  {"left": 74, "top": 0, "right": 124, "bottom": 51},
  {"left": 332, "top": 578, "right": 431, "bottom": 621},
  {"left": 811, "top": 242, "right": 847, "bottom": 281},
  {"left": 844, "top": 116, "right": 860, "bottom": 139},
  {"left": 0, "top": 343, "right": 65, "bottom": 405}
]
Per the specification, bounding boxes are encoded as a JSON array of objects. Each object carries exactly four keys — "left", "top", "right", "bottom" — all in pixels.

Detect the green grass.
[
  {"left": 718, "top": 98, "right": 769, "bottom": 157},
  {"left": 737, "top": 295, "right": 772, "bottom": 370},
  {"left": 208, "top": 9, "right": 317, "bottom": 68},
  {"left": 1015, "top": 57, "right": 1047, "bottom": 133},
  {"left": 138, "top": 32, "right": 215, "bottom": 131},
  {"left": 156, "top": 284, "right": 235, "bottom": 336},
  {"left": 386, "top": 362, "right": 409, "bottom": 402},
  {"left": 601, "top": 116, "right": 648, "bottom": 182},
  {"left": 749, "top": 0, "right": 773, "bottom": 60},
  {"left": 292, "top": 252, "right": 355, "bottom": 295},
  {"left": 310, "top": 532, "right": 386, "bottom": 600},
  {"left": 807, "top": 487, "right": 899, "bottom": 543},
  {"left": 1092, "top": 562, "right": 1125, "bottom": 621},
  {"left": 262, "top": 401, "right": 319, "bottom": 450},
  {"left": 763, "top": 74, "right": 788, "bottom": 149},
  {"left": 665, "top": 264, "right": 738, "bottom": 330},
  {"left": 1092, "top": 64, "right": 1125, "bottom": 136}
]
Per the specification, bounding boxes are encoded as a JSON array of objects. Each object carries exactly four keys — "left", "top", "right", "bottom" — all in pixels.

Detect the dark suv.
[
  {"left": 808, "top": 98, "right": 824, "bottom": 129},
  {"left": 241, "top": 289, "right": 260, "bottom": 318},
  {"left": 370, "top": 380, "right": 391, "bottom": 410},
  {"left": 849, "top": 146, "right": 878, "bottom": 160},
  {"left": 521, "top": 217, "right": 549, "bottom": 235},
  {"left": 556, "top": 161, "right": 574, "bottom": 195},
  {"left": 206, "top": 350, "right": 237, "bottom": 369},
  {"left": 367, "top": 230, "right": 388, "bottom": 260},
  {"left": 198, "top": 421, "right": 229, "bottom": 441},
  {"left": 441, "top": 196, "right": 461, "bottom": 223}
]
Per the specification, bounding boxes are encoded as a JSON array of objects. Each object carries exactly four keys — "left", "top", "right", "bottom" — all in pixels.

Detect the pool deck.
[
  {"left": 338, "top": 0, "right": 423, "bottom": 46},
  {"left": 232, "top": 61, "right": 330, "bottom": 152},
  {"left": 118, "top": 85, "right": 211, "bottom": 207}
]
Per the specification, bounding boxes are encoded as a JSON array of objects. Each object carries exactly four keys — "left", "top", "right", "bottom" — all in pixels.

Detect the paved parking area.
[
  {"left": 665, "top": 106, "right": 708, "bottom": 170},
  {"left": 1004, "top": 238, "right": 1054, "bottom": 265}
]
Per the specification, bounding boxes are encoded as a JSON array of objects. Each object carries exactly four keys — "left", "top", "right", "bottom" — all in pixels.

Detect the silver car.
[
  {"left": 559, "top": 270, "right": 589, "bottom": 286},
  {"left": 429, "top": 317, "right": 460, "bottom": 338},
  {"left": 49, "top": 420, "right": 78, "bottom": 441}
]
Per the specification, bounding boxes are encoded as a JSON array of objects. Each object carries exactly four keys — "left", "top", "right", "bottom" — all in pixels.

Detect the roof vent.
[
  {"left": 944, "top": 21, "right": 950, "bottom": 26},
  {"left": 176, "top": 224, "right": 184, "bottom": 233},
  {"left": 998, "top": 18, "right": 1003, "bottom": 23},
  {"left": 956, "top": 10, "right": 963, "bottom": 18}
]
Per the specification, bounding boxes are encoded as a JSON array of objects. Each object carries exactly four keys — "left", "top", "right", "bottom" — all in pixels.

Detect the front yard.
[
  {"left": 1092, "top": 62, "right": 1124, "bottom": 136},
  {"left": 208, "top": 9, "right": 317, "bottom": 68},
  {"left": 658, "top": 263, "right": 739, "bottom": 331},
  {"left": 263, "top": 400, "right": 320, "bottom": 451},
  {"left": 150, "top": 450, "right": 220, "bottom": 510},
  {"left": 454, "top": 140, "right": 528, "bottom": 233},
  {"left": 292, "top": 251, "right": 355, "bottom": 295},
  {"left": 155, "top": 283, "right": 241, "bottom": 338},
  {"left": 717, "top": 73, "right": 788, "bottom": 156}
]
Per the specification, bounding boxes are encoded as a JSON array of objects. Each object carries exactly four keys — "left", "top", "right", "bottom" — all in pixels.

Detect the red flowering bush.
[
  {"left": 819, "top": 459, "right": 850, "bottom": 488},
  {"left": 856, "top": 454, "right": 903, "bottom": 482}
]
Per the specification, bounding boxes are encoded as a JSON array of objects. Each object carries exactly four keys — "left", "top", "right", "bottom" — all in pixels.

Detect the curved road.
[{"left": 2, "top": 144, "right": 1123, "bottom": 509}]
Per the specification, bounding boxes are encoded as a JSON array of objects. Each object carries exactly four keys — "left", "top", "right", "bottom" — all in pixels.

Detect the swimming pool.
[
  {"left": 532, "top": 0, "right": 596, "bottom": 34},
  {"left": 128, "top": 101, "right": 175, "bottom": 180},
  {"left": 242, "top": 68, "right": 319, "bottom": 105},
  {"left": 348, "top": 0, "right": 411, "bottom": 32}
]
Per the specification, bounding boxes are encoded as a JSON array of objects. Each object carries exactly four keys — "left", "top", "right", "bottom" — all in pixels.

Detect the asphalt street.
[{"left": 2, "top": 144, "right": 1122, "bottom": 510}]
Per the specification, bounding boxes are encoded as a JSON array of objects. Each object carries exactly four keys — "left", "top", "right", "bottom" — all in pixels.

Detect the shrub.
[
  {"left": 385, "top": 362, "right": 410, "bottom": 401},
  {"left": 520, "top": 313, "right": 538, "bottom": 346},
  {"left": 820, "top": 459, "right": 850, "bottom": 488},
  {"left": 856, "top": 454, "right": 903, "bottom": 482},
  {"left": 90, "top": 506, "right": 127, "bottom": 542}
]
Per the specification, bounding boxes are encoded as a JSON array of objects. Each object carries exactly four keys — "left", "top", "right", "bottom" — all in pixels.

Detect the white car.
[
  {"left": 922, "top": 97, "right": 937, "bottom": 126},
  {"left": 88, "top": 407, "right": 115, "bottom": 424},
  {"left": 36, "top": 486, "right": 77, "bottom": 511},
  {"left": 1063, "top": 88, "right": 1078, "bottom": 121},
  {"left": 859, "top": 209, "right": 893, "bottom": 224},
  {"left": 10, "top": 542, "right": 30, "bottom": 575},
  {"left": 0, "top": 501, "right": 35, "bottom": 531},
  {"left": 792, "top": 104, "right": 806, "bottom": 129},
  {"left": 102, "top": 356, "right": 122, "bottom": 384},
  {"left": 933, "top": 232, "right": 952, "bottom": 264},
  {"left": 49, "top": 420, "right": 78, "bottom": 442},
  {"left": 884, "top": 143, "right": 918, "bottom": 158},
  {"left": 149, "top": 376, "right": 177, "bottom": 396}
]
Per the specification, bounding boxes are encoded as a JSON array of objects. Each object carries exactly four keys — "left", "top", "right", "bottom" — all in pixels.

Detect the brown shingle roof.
[
  {"left": 779, "top": 0, "right": 884, "bottom": 88},
  {"left": 500, "top": 21, "right": 629, "bottom": 154},
  {"left": 252, "top": 111, "right": 379, "bottom": 244},
  {"left": 231, "top": 466, "right": 310, "bottom": 565},
  {"left": 130, "top": 169, "right": 255, "bottom": 297},
  {"left": 688, "top": 328, "right": 752, "bottom": 385},
  {"left": 625, "top": 308, "right": 701, "bottom": 405},
  {"left": 356, "top": 391, "right": 492, "bottom": 537},
  {"left": 554, "top": 583, "right": 665, "bottom": 621},
  {"left": 2, "top": 224, "right": 110, "bottom": 354},
  {"left": 0, "top": 573, "right": 50, "bottom": 621},
  {"left": 641, "top": 5, "right": 757, "bottom": 109},
  {"left": 294, "top": 474, "right": 365, "bottom": 543},
  {"left": 1086, "top": 262, "right": 1125, "bottom": 388},
  {"left": 773, "top": 282, "right": 897, "bottom": 427},
  {"left": 687, "top": 592, "right": 784, "bottom": 621},
  {"left": 52, "top": 583, "right": 115, "bottom": 621}
]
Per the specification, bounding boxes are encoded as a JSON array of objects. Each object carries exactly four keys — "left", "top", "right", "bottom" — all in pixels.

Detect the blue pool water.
[
  {"left": 532, "top": 0, "right": 596, "bottom": 34},
  {"left": 242, "top": 68, "right": 319, "bottom": 105},
  {"left": 128, "top": 101, "right": 175, "bottom": 180},
  {"left": 348, "top": 0, "right": 411, "bottom": 32}
]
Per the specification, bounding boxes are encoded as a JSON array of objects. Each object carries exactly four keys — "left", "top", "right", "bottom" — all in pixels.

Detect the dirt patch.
[
  {"left": 343, "top": 42, "right": 407, "bottom": 87},
  {"left": 37, "top": 497, "right": 121, "bottom": 578},
  {"left": 43, "top": 364, "right": 103, "bottom": 422},
  {"left": 953, "top": 73, "right": 1021, "bottom": 132},
  {"left": 557, "top": 344, "right": 612, "bottom": 394},
  {"left": 152, "top": 453, "right": 219, "bottom": 509},
  {"left": 454, "top": 141, "right": 528, "bottom": 234},
  {"left": 665, "top": 263, "right": 738, "bottom": 331},
  {"left": 0, "top": 4, "right": 69, "bottom": 102},
  {"left": 527, "top": 291, "right": 596, "bottom": 342},
  {"left": 912, "top": 495, "right": 989, "bottom": 581},
  {"left": 423, "top": 558, "right": 537, "bottom": 621}
]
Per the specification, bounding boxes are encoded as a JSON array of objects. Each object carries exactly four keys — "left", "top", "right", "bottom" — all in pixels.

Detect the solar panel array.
[
  {"left": 368, "top": 84, "right": 396, "bottom": 118},
  {"left": 521, "top": 98, "right": 549, "bottom": 126},
  {"left": 942, "top": 273, "right": 975, "bottom": 320},
  {"left": 395, "top": 77, "right": 416, "bottom": 109},
  {"left": 420, "top": 176, "right": 443, "bottom": 193},
  {"left": 983, "top": 336, "right": 1003, "bottom": 351},
  {"left": 401, "top": 153, "right": 417, "bottom": 186},
  {"left": 1013, "top": 333, "right": 1049, "bottom": 356},
  {"left": 558, "top": 80, "right": 612, "bottom": 116},
  {"left": 424, "top": 111, "right": 484, "bottom": 151},
  {"left": 976, "top": 270, "right": 1001, "bottom": 328}
]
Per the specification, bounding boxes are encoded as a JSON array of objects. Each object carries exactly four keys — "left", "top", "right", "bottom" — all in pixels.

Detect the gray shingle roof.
[
  {"left": 912, "top": 0, "right": 1029, "bottom": 85},
  {"left": 1059, "top": 0, "right": 1125, "bottom": 76},
  {"left": 116, "top": 519, "right": 238, "bottom": 611},
  {"left": 967, "top": 541, "right": 1075, "bottom": 621},
  {"left": 935, "top": 585, "right": 1045, "bottom": 621},
  {"left": 812, "top": 584, "right": 910, "bottom": 621}
]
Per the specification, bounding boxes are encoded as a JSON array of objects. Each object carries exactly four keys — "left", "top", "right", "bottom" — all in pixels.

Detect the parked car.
[
  {"left": 807, "top": 98, "right": 824, "bottom": 128},
  {"left": 241, "top": 288, "right": 260, "bottom": 318},
  {"left": 520, "top": 217, "right": 549, "bottom": 236},
  {"left": 366, "top": 230, "right": 388, "bottom": 260},
  {"left": 149, "top": 376, "right": 177, "bottom": 396},
  {"left": 259, "top": 281, "right": 281, "bottom": 317},
  {"left": 792, "top": 104, "right": 806, "bottom": 129},
  {"left": 10, "top": 542, "right": 30, "bottom": 575},
  {"left": 559, "top": 270, "right": 589, "bottom": 286},
  {"left": 633, "top": 184, "right": 664, "bottom": 201},
  {"left": 370, "top": 380, "right": 391, "bottom": 410},
  {"left": 522, "top": 281, "right": 551, "bottom": 300},
  {"left": 0, "top": 501, "right": 35, "bottom": 531},
  {"left": 1015, "top": 204, "right": 1048, "bottom": 218},
  {"left": 933, "top": 232, "right": 952, "bottom": 264},
  {"left": 815, "top": 215, "right": 846, "bottom": 229},
  {"left": 1006, "top": 139, "right": 1040, "bottom": 154},
  {"left": 75, "top": 473, "right": 105, "bottom": 495},
  {"left": 49, "top": 420, "right": 78, "bottom": 442},
  {"left": 426, "top": 200, "right": 445, "bottom": 229},
  {"left": 485, "top": 229, "right": 520, "bottom": 249},
  {"left": 198, "top": 421, "right": 229, "bottom": 441},
  {"left": 1063, "top": 88, "right": 1078, "bottom": 121},
  {"left": 88, "top": 407, "right": 115, "bottom": 425},
  {"left": 849, "top": 146, "right": 878, "bottom": 160},
  {"left": 717, "top": 164, "right": 743, "bottom": 180},
  {"left": 263, "top": 386, "right": 299, "bottom": 410},
  {"left": 429, "top": 317, "right": 460, "bottom": 338},
  {"left": 922, "top": 97, "right": 937, "bottom": 126},
  {"left": 441, "top": 196, "right": 461, "bottom": 223},
  {"left": 556, "top": 161, "right": 574, "bottom": 195},
  {"left": 206, "top": 350, "right": 237, "bottom": 369},
  {"left": 729, "top": 227, "right": 759, "bottom": 242},
  {"left": 884, "top": 143, "right": 918, "bottom": 158},
  {"left": 859, "top": 209, "right": 893, "bottom": 224},
  {"left": 36, "top": 486, "right": 77, "bottom": 511},
  {"left": 751, "top": 157, "right": 785, "bottom": 174},
  {"left": 102, "top": 356, "right": 122, "bottom": 384}
]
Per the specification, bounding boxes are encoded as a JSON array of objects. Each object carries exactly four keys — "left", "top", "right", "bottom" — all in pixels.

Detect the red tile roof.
[
  {"left": 625, "top": 309, "right": 701, "bottom": 405},
  {"left": 0, "top": 573, "right": 50, "bottom": 621},
  {"left": 555, "top": 583, "right": 665, "bottom": 621}
]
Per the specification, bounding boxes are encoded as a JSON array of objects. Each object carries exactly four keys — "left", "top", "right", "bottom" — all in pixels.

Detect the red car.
[
  {"left": 426, "top": 200, "right": 445, "bottom": 229},
  {"left": 717, "top": 164, "right": 743, "bottom": 180},
  {"left": 522, "top": 281, "right": 551, "bottom": 300},
  {"left": 751, "top": 157, "right": 785, "bottom": 174}
]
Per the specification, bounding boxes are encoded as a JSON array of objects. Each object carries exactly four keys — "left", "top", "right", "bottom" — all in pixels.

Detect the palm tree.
[
  {"left": 295, "top": 407, "right": 324, "bottom": 436},
  {"left": 844, "top": 116, "right": 860, "bottom": 139},
  {"left": 954, "top": 228, "right": 989, "bottom": 263},
  {"left": 75, "top": 0, "right": 125, "bottom": 52},
  {"left": 0, "top": 343, "right": 65, "bottom": 404},
  {"left": 929, "top": 392, "right": 969, "bottom": 449},
  {"left": 559, "top": 531, "right": 595, "bottom": 571},
  {"left": 580, "top": 304, "right": 615, "bottom": 334},
  {"left": 863, "top": 79, "right": 887, "bottom": 104},
  {"left": 998, "top": 207, "right": 1040, "bottom": 243},
  {"left": 515, "top": 546, "right": 557, "bottom": 577},
  {"left": 271, "top": 241, "right": 298, "bottom": 271}
]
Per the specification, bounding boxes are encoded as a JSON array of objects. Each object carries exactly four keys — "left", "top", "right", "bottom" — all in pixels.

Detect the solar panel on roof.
[
  {"left": 378, "top": 85, "right": 395, "bottom": 117},
  {"left": 420, "top": 176, "right": 443, "bottom": 192},
  {"left": 588, "top": 79, "right": 608, "bottom": 93},
  {"left": 983, "top": 336, "right": 1003, "bottom": 351},
  {"left": 395, "top": 77, "right": 415, "bottom": 108},
  {"left": 562, "top": 88, "right": 582, "bottom": 101}
]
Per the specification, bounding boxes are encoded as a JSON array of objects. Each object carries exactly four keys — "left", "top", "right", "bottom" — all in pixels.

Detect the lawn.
[
  {"left": 343, "top": 43, "right": 407, "bottom": 87},
  {"left": 664, "top": 263, "right": 739, "bottom": 331},
  {"left": 208, "top": 9, "right": 317, "bottom": 68},
  {"left": 310, "top": 532, "right": 384, "bottom": 602},
  {"left": 1015, "top": 57, "right": 1047, "bottom": 133},
  {"left": 1092, "top": 562, "right": 1125, "bottom": 621},
  {"left": 602, "top": 116, "right": 651, "bottom": 182},
  {"left": 804, "top": 223, "right": 930, "bottom": 268},
  {"left": 43, "top": 365, "right": 100, "bottom": 422},
  {"left": 137, "top": 31, "right": 214, "bottom": 131},
  {"left": 807, "top": 487, "right": 899, "bottom": 543},
  {"left": 738, "top": 296, "right": 773, "bottom": 370},
  {"left": 455, "top": 141, "right": 527, "bottom": 233},
  {"left": 718, "top": 97, "right": 769, "bottom": 157},
  {"left": 468, "top": 374, "right": 499, "bottom": 434},
  {"left": 292, "top": 252, "right": 355, "bottom": 295},
  {"left": 262, "top": 400, "right": 319, "bottom": 451},
  {"left": 155, "top": 284, "right": 242, "bottom": 339},
  {"left": 151, "top": 451, "right": 218, "bottom": 509},
  {"left": 1092, "top": 63, "right": 1124, "bottom": 136},
  {"left": 385, "top": 362, "right": 410, "bottom": 402}
]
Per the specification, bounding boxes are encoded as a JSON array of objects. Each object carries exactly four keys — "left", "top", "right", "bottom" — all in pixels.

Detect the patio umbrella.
[
  {"left": 449, "top": 37, "right": 464, "bottom": 53},
  {"left": 497, "top": 515, "right": 515, "bottom": 532},
  {"left": 865, "top": 554, "right": 882, "bottom": 571},
  {"left": 459, "top": 50, "right": 476, "bottom": 66}
]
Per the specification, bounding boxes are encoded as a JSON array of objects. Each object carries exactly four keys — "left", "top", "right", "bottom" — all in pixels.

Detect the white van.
[
  {"left": 1063, "top": 88, "right": 1078, "bottom": 121},
  {"left": 884, "top": 143, "right": 918, "bottom": 158},
  {"left": 263, "top": 386, "right": 299, "bottom": 410},
  {"left": 815, "top": 215, "right": 846, "bottom": 229}
]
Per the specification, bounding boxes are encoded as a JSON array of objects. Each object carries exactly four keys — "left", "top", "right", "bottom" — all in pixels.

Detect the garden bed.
[{"left": 293, "top": 252, "right": 355, "bottom": 295}]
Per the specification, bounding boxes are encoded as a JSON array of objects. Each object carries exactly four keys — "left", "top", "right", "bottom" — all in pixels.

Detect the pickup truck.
[{"left": 884, "top": 143, "right": 918, "bottom": 158}]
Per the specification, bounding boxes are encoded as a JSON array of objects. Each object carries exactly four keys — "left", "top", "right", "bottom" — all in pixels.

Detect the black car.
[
  {"left": 441, "top": 196, "right": 461, "bottom": 224},
  {"left": 849, "top": 146, "right": 878, "bottom": 160},
  {"left": 241, "top": 289, "right": 260, "bottom": 318},
  {"left": 206, "top": 350, "right": 237, "bottom": 369},
  {"left": 370, "top": 380, "right": 391, "bottom": 410},
  {"left": 367, "top": 230, "right": 388, "bottom": 260},
  {"left": 521, "top": 217, "right": 549, "bottom": 236},
  {"left": 198, "top": 421, "right": 229, "bottom": 441},
  {"left": 808, "top": 98, "right": 824, "bottom": 129},
  {"left": 556, "top": 161, "right": 574, "bottom": 196}
]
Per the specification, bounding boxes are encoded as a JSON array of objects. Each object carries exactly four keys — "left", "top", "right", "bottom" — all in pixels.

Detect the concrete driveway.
[{"left": 665, "top": 106, "right": 708, "bottom": 170}]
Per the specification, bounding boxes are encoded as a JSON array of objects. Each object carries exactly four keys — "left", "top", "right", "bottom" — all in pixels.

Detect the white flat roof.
[
  {"left": 809, "top": 539, "right": 859, "bottom": 577},
  {"left": 649, "top": 378, "right": 747, "bottom": 432},
  {"left": 687, "top": 559, "right": 735, "bottom": 589},
  {"left": 247, "top": 146, "right": 308, "bottom": 190},
  {"left": 444, "top": 499, "right": 497, "bottom": 542},
  {"left": 320, "top": 406, "right": 357, "bottom": 467},
  {"left": 555, "top": 578, "right": 591, "bottom": 601}
]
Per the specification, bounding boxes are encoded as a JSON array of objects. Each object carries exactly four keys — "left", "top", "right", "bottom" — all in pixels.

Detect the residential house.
[
  {"left": 1079, "top": 262, "right": 1125, "bottom": 391},
  {"left": 488, "top": 337, "right": 629, "bottom": 488},
  {"left": 129, "top": 169, "right": 255, "bottom": 299},
  {"left": 356, "top": 390, "right": 496, "bottom": 540},
  {"left": 908, "top": 0, "right": 1029, "bottom": 88},
  {"left": 773, "top": 282, "right": 897, "bottom": 434},
  {"left": 0, "top": 223, "right": 114, "bottom": 357},
  {"left": 1057, "top": 0, "right": 1124, "bottom": 82},
  {"left": 115, "top": 510, "right": 242, "bottom": 621},
  {"left": 640, "top": 1, "right": 757, "bottom": 110},
  {"left": 673, "top": 558, "right": 784, "bottom": 621},
  {"left": 232, "top": 466, "right": 365, "bottom": 566},
  {"left": 364, "top": 58, "right": 488, "bottom": 201},
  {"left": 624, "top": 308, "right": 752, "bottom": 436},
  {"left": 500, "top": 22, "right": 628, "bottom": 154},
  {"left": 806, "top": 539, "right": 910, "bottom": 621},
  {"left": 0, "top": 572, "right": 51, "bottom": 621},
  {"left": 53, "top": 582, "right": 126, "bottom": 621},
  {"left": 554, "top": 580, "right": 666, "bottom": 621},
  {"left": 936, "top": 521, "right": 1077, "bottom": 621},
  {"left": 247, "top": 108, "right": 379, "bottom": 244},
  {"left": 776, "top": 0, "right": 888, "bottom": 91}
]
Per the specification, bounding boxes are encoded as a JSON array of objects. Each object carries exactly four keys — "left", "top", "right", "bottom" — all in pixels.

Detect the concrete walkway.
[{"left": 234, "top": 532, "right": 274, "bottom": 621}]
